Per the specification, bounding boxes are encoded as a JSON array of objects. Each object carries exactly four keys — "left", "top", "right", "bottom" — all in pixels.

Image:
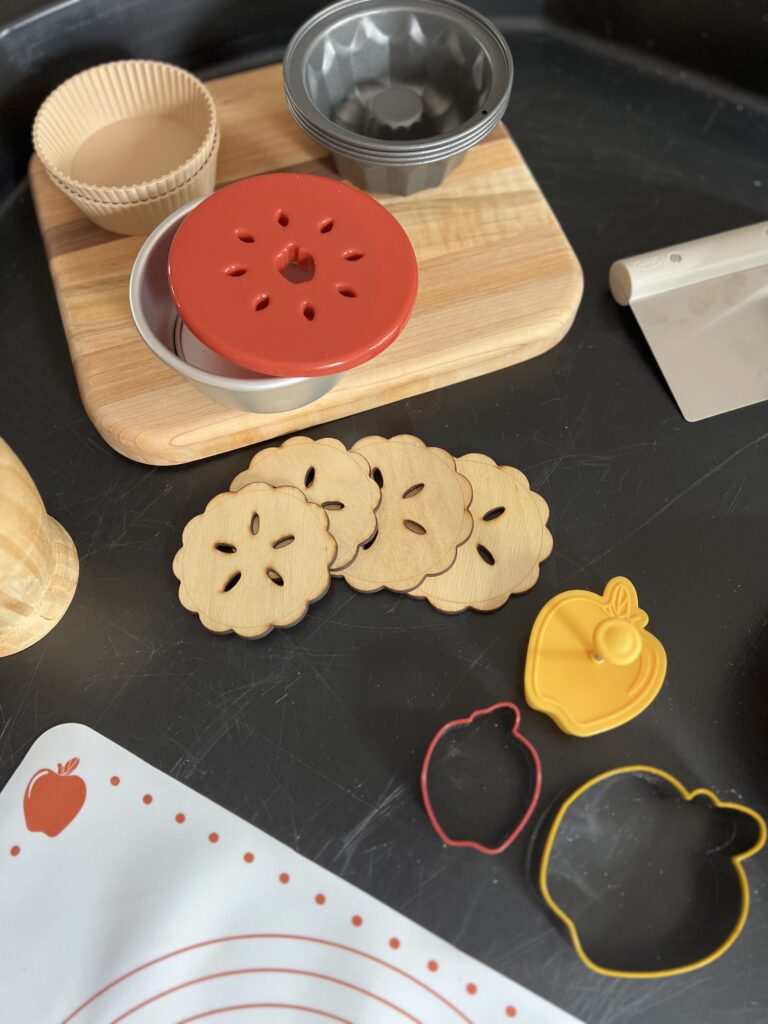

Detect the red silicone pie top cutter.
[{"left": 167, "top": 173, "right": 418, "bottom": 378}]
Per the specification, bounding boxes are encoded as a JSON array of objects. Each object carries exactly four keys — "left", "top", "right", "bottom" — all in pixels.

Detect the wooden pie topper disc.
[
  {"left": 341, "top": 435, "right": 473, "bottom": 594},
  {"left": 412, "top": 454, "right": 553, "bottom": 613},
  {"left": 172, "top": 482, "right": 336, "bottom": 639},
  {"left": 230, "top": 437, "right": 380, "bottom": 572}
]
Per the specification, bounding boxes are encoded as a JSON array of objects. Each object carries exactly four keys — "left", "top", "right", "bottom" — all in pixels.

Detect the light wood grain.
[
  {"left": 340, "top": 435, "right": 473, "bottom": 594},
  {"left": 0, "top": 439, "right": 78, "bottom": 656},
  {"left": 231, "top": 437, "right": 380, "bottom": 571},
  {"left": 412, "top": 453, "right": 552, "bottom": 613},
  {"left": 172, "top": 482, "right": 335, "bottom": 638},
  {"left": 30, "top": 62, "right": 583, "bottom": 466}
]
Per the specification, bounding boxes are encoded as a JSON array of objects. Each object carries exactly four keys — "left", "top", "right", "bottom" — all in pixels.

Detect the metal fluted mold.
[{"left": 283, "top": 0, "right": 513, "bottom": 195}]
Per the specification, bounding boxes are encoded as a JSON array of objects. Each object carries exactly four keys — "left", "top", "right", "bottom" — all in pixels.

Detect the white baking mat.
[{"left": 0, "top": 724, "right": 582, "bottom": 1024}]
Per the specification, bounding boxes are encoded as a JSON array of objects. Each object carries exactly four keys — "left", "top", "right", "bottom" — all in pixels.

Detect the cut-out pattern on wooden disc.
[
  {"left": 340, "top": 436, "right": 473, "bottom": 594},
  {"left": 231, "top": 437, "right": 380, "bottom": 571},
  {"left": 172, "top": 482, "right": 336, "bottom": 638},
  {"left": 412, "top": 454, "right": 552, "bottom": 613}
]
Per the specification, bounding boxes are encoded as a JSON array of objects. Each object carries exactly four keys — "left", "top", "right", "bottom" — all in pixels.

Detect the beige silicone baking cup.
[
  {"left": 53, "top": 129, "right": 219, "bottom": 203},
  {"left": 32, "top": 59, "right": 217, "bottom": 204},
  {"left": 61, "top": 133, "right": 219, "bottom": 235}
]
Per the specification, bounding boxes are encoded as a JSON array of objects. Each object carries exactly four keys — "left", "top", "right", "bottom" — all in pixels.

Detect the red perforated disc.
[{"left": 168, "top": 173, "right": 418, "bottom": 377}]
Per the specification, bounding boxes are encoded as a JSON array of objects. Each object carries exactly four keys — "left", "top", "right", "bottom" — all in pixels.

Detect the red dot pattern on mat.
[
  {"left": 10, "top": 845, "right": 20, "bottom": 857},
  {"left": 100, "top": 772, "right": 482, "bottom": 1009},
  {"left": 506, "top": 1008, "right": 517, "bottom": 1018}
]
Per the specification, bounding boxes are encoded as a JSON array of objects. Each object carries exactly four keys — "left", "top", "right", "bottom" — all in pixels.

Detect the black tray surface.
[{"left": 1, "top": 4, "right": 767, "bottom": 1022}]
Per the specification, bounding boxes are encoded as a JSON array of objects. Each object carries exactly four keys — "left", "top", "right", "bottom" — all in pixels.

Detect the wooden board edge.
[{"left": 85, "top": 262, "right": 583, "bottom": 466}]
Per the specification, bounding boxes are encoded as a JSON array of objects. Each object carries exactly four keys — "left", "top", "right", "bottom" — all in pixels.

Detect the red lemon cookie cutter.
[
  {"left": 421, "top": 702, "right": 542, "bottom": 855},
  {"left": 168, "top": 173, "right": 418, "bottom": 377}
]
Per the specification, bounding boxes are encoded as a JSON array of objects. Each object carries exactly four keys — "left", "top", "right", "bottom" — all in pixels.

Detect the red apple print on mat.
[{"left": 23, "top": 757, "right": 86, "bottom": 837}]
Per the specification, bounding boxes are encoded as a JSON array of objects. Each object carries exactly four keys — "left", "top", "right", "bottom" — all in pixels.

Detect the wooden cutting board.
[{"left": 29, "top": 63, "right": 583, "bottom": 466}]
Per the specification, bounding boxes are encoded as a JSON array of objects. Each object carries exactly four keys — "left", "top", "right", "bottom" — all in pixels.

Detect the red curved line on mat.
[
  {"left": 108, "top": 968, "right": 421, "bottom": 1024},
  {"left": 174, "top": 1003, "right": 353, "bottom": 1023},
  {"left": 61, "top": 934, "right": 475, "bottom": 1024}
]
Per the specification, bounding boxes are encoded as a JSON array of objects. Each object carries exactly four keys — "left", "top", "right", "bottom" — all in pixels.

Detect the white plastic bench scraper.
[{"left": 610, "top": 221, "right": 768, "bottom": 421}]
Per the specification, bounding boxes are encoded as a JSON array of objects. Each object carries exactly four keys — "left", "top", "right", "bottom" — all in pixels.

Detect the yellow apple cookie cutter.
[
  {"left": 539, "top": 765, "right": 767, "bottom": 978},
  {"left": 525, "top": 576, "right": 666, "bottom": 736}
]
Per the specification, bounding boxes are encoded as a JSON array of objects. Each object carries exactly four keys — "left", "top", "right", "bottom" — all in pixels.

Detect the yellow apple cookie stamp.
[{"left": 525, "top": 576, "right": 666, "bottom": 736}]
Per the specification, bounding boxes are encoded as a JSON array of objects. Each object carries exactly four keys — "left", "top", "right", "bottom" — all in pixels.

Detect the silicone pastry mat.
[
  {"left": 29, "top": 63, "right": 582, "bottom": 466},
  {"left": 0, "top": 723, "right": 582, "bottom": 1023}
]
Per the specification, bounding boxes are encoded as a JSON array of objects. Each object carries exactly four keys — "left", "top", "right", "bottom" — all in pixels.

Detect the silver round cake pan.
[
  {"left": 129, "top": 199, "right": 341, "bottom": 414},
  {"left": 283, "top": 0, "right": 513, "bottom": 195}
]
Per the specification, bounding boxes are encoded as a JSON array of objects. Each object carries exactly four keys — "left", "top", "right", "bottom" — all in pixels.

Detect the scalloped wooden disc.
[
  {"left": 411, "top": 453, "right": 552, "bottom": 613},
  {"left": 172, "top": 482, "right": 336, "bottom": 639},
  {"left": 230, "top": 437, "right": 380, "bottom": 572},
  {"left": 340, "top": 435, "right": 473, "bottom": 594}
]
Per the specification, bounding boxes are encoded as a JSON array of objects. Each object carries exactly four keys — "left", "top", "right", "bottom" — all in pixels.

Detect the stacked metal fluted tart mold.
[{"left": 283, "top": 0, "right": 513, "bottom": 195}]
